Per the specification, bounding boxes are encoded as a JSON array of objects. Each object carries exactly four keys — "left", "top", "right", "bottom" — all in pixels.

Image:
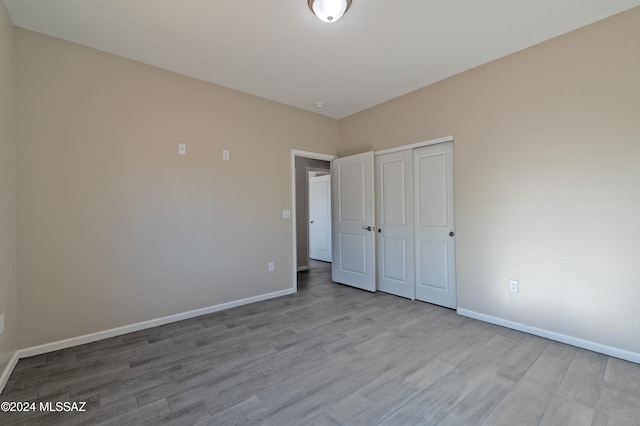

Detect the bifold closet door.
[
  {"left": 375, "top": 150, "right": 415, "bottom": 299},
  {"left": 414, "top": 142, "right": 456, "bottom": 308}
]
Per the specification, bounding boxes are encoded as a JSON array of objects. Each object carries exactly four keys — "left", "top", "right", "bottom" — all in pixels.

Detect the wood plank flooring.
[{"left": 2, "top": 260, "right": 639, "bottom": 425}]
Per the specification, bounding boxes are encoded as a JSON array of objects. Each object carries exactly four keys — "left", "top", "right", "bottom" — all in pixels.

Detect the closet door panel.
[
  {"left": 376, "top": 150, "right": 414, "bottom": 299},
  {"left": 415, "top": 142, "right": 456, "bottom": 308}
]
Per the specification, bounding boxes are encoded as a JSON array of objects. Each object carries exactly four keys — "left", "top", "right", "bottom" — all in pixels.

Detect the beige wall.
[
  {"left": 9, "top": 6, "right": 640, "bottom": 359},
  {"left": 340, "top": 8, "right": 640, "bottom": 355},
  {"left": 16, "top": 29, "right": 338, "bottom": 348},
  {"left": 0, "top": 1, "right": 17, "bottom": 375}
]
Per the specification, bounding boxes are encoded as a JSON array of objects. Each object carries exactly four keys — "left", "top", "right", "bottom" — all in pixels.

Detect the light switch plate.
[
  {"left": 178, "top": 143, "right": 186, "bottom": 155},
  {"left": 282, "top": 209, "right": 291, "bottom": 219}
]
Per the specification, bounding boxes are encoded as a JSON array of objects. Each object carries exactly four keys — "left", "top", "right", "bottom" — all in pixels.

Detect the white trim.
[
  {"left": 374, "top": 135, "right": 454, "bottom": 156},
  {"left": 297, "top": 266, "right": 309, "bottom": 272},
  {"left": 0, "top": 351, "right": 19, "bottom": 395},
  {"left": 18, "top": 288, "right": 295, "bottom": 359},
  {"left": 457, "top": 308, "right": 640, "bottom": 364},
  {"left": 291, "top": 150, "right": 336, "bottom": 293},
  {"left": 291, "top": 150, "right": 335, "bottom": 161}
]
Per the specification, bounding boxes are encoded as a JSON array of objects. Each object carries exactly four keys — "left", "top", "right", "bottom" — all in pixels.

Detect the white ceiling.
[{"left": 4, "top": 0, "right": 640, "bottom": 119}]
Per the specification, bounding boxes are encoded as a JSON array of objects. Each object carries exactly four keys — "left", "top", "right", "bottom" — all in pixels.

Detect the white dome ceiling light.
[{"left": 308, "top": 0, "right": 352, "bottom": 23}]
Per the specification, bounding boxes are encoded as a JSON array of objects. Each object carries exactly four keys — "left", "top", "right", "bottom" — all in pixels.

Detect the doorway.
[{"left": 291, "top": 150, "right": 335, "bottom": 292}]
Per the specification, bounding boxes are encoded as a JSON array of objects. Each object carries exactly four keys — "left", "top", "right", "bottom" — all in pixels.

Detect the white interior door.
[
  {"left": 332, "top": 152, "right": 376, "bottom": 292},
  {"left": 414, "top": 142, "right": 456, "bottom": 308},
  {"left": 376, "top": 150, "right": 415, "bottom": 299},
  {"left": 309, "top": 174, "right": 332, "bottom": 262}
]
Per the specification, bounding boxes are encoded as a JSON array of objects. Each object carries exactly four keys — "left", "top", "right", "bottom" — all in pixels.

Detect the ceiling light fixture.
[{"left": 308, "top": 0, "right": 352, "bottom": 23}]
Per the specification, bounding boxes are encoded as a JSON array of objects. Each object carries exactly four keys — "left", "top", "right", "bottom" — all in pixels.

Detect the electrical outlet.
[
  {"left": 509, "top": 279, "right": 519, "bottom": 293},
  {"left": 268, "top": 262, "right": 275, "bottom": 272},
  {"left": 0, "top": 314, "right": 4, "bottom": 334}
]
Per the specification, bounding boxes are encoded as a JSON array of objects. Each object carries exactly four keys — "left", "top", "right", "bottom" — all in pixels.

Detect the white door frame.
[
  {"left": 374, "top": 135, "right": 454, "bottom": 156},
  {"left": 291, "top": 150, "right": 336, "bottom": 293}
]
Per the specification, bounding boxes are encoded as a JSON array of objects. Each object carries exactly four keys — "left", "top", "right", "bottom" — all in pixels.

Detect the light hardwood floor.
[{"left": 2, "top": 260, "right": 639, "bottom": 425}]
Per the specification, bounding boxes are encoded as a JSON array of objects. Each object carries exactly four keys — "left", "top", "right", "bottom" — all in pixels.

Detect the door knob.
[
  {"left": 449, "top": 231, "right": 455, "bottom": 237},
  {"left": 310, "top": 220, "right": 314, "bottom": 224},
  {"left": 362, "top": 226, "right": 372, "bottom": 231}
]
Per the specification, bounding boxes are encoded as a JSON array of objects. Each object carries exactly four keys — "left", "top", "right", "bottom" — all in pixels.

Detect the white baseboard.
[
  {"left": 0, "top": 351, "right": 19, "bottom": 395},
  {"left": 18, "top": 288, "right": 296, "bottom": 359},
  {"left": 297, "top": 266, "right": 309, "bottom": 272},
  {"left": 457, "top": 308, "right": 640, "bottom": 364}
]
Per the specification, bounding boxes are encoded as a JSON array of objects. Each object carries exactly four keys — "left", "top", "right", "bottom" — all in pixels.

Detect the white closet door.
[
  {"left": 332, "top": 152, "right": 376, "bottom": 292},
  {"left": 375, "top": 150, "right": 415, "bottom": 299},
  {"left": 414, "top": 142, "right": 457, "bottom": 308}
]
